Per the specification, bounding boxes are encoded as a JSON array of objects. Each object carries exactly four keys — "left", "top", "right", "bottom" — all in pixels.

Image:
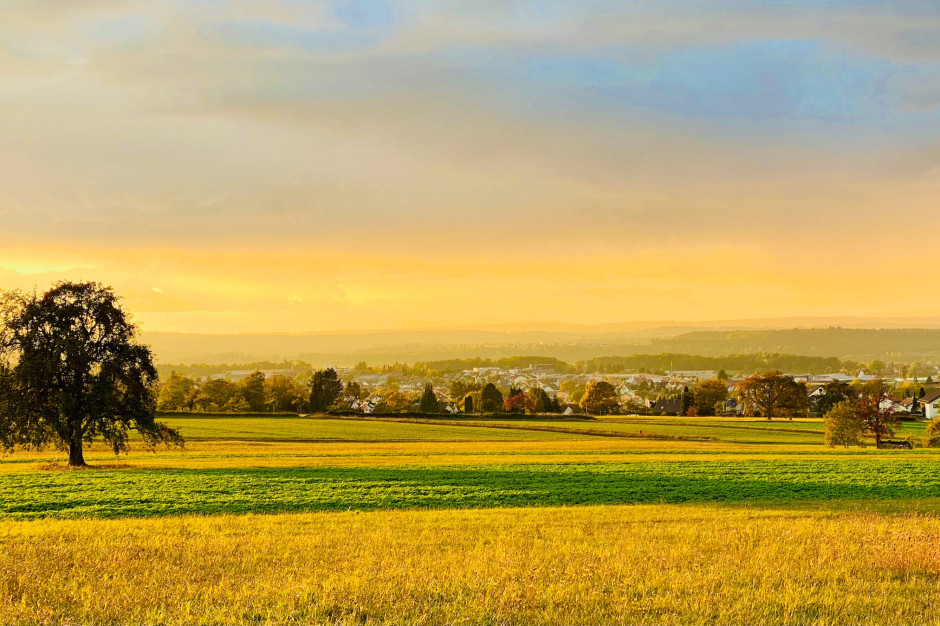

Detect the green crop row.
[{"left": 4, "top": 458, "right": 940, "bottom": 520}]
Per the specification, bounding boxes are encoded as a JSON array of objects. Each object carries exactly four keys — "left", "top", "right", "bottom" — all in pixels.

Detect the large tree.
[
  {"left": 856, "top": 382, "right": 899, "bottom": 448},
  {"left": 418, "top": 382, "right": 440, "bottom": 413},
  {"left": 480, "top": 383, "right": 503, "bottom": 413},
  {"left": 263, "top": 375, "right": 307, "bottom": 412},
  {"left": 823, "top": 400, "right": 864, "bottom": 448},
  {"left": 579, "top": 381, "right": 619, "bottom": 415},
  {"left": 735, "top": 371, "right": 809, "bottom": 420},
  {"left": 0, "top": 282, "right": 183, "bottom": 467},
  {"left": 812, "top": 380, "right": 856, "bottom": 417},
  {"left": 236, "top": 371, "right": 266, "bottom": 412},
  {"left": 308, "top": 368, "right": 344, "bottom": 413},
  {"left": 693, "top": 378, "right": 730, "bottom": 416}
]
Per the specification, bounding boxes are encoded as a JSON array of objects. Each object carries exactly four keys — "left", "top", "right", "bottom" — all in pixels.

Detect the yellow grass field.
[
  {"left": 4, "top": 414, "right": 940, "bottom": 624},
  {"left": 4, "top": 503, "right": 940, "bottom": 625}
]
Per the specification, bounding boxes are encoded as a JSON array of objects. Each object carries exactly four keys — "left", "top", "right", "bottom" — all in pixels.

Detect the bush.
[{"left": 925, "top": 419, "right": 940, "bottom": 448}]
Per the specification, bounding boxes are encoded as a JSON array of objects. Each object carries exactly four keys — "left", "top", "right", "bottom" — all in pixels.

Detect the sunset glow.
[{"left": 3, "top": 2, "right": 940, "bottom": 332}]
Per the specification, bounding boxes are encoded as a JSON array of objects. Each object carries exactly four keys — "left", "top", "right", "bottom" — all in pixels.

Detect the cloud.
[{"left": 3, "top": 1, "right": 940, "bottom": 330}]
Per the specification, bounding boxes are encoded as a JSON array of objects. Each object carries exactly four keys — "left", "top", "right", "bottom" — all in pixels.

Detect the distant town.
[{"left": 154, "top": 354, "right": 940, "bottom": 420}]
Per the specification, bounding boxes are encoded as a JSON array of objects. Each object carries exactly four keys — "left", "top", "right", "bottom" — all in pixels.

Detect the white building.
[{"left": 921, "top": 391, "right": 940, "bottom": 420}]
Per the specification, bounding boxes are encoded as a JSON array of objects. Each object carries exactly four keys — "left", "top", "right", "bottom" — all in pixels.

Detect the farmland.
[{"left": 3, "top": 413, "right": 940, "bottom": 624}]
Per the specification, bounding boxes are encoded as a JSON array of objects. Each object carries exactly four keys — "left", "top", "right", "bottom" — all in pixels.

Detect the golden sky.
[{"left": 2, "top": 2, "right": 940, "bottom": 333}]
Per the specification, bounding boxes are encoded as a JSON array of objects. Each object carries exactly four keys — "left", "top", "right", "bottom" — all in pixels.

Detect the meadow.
[{"left": 3, "top": 413, "right": 940, "bottom": 624}]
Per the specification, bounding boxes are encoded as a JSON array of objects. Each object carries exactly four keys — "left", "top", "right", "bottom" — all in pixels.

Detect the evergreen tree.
[
  {"left": 237, "top": 372, "right": 266, "bottom": 412},
  {"left": 308, "top": 368, "right": 344, "bottom": 412},
  {"left": 481, "top": 383, "right": 503, "bottom": 412},
  {"left": 419, "top": 382, "right": 440, "bottom": 413}
]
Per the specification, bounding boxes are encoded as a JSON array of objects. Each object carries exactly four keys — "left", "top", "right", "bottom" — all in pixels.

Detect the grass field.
[
  {"left": 3, "top": 412, "right": 939, "bottom": 624},
  {"left": 4, "top": 504, "right": 940, "bottom": 625}
]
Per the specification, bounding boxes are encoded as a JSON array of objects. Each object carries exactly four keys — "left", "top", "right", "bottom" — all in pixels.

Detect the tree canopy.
[
  {"left": 308, "top": 368, "right": 344, "bottom": 413},
  {"left": 480, "top": 383, "right": 503, "bottom": 412},
  {"left": 0, "top": 282, "right": 183, "bottom": 466},
  {"left": 735, "top": 371, "right": 809, "bottom": 420},
  {"left": 419, "top": 382, "right": 440, "bottom": 413},
  {"left": 579, "top": 381, "right": 619, "bottom": 415},
  {"left": 823, "top": 400, "right": 864, "bottom": 448}
]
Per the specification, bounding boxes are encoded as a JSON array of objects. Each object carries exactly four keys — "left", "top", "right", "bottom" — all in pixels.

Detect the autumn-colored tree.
[
  {"left": 503, "top": 392, "right": 527, "bottom": 413},
  {"left": 925, "top": 419, "right": 940, "bottom": 448},
  {"left": 579, "top": 381, "right": 619, "bottom": 415},
  {"left": 263, "top": 375, "right": 307, "bottom": 412},
  {"left": 735, "top": 371, "right": 809, "bottom": 420},
  {"left": 823, "top": 400, "right": 864, "bottom": 448},
  {"left": 693, "top": 379, "right": 729, "bottom": 416},
  {"left": 374, "top": 390, "right": 416, "bottom": 413},
  {"left": 526, "top": 387, "right": 558, "bottom": 414},
  {"left": 856, "top": 382, "right": 899, "bottom": 447}
]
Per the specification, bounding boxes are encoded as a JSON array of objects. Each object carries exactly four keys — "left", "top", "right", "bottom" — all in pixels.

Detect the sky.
[{"left": 2, "top": 0, "right": 940, "bottom": 333}]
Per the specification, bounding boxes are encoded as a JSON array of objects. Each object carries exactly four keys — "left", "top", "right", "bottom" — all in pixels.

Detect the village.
[{"left": 155, "top": 359, "right": 940, "bottom": 420}]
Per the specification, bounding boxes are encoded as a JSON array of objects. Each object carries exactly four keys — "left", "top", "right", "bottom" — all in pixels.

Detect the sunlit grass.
[{"left": 3, "top": 503, "right": 940, "bottom": 625}]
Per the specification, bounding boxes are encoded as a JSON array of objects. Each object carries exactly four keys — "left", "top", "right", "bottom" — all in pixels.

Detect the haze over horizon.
[{"left": 3, "top": 1, "right": 940, "bottom": 333}]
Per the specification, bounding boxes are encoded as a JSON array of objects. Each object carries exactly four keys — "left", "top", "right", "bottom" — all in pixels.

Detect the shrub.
[{"left": 925, "top": 419, "right": 940, "bottom": 448}]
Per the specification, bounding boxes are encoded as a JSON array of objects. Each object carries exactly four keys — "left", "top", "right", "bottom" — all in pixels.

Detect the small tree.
[
  {"left": 308, "top": 368, "right": 344, "bottom": 413},
  {"left": 419, "top": 382, "right": 440, "bottom": 413},
  {"left": 0, "top": 282, "right": 183, "bottom": 467},
  {"left": 580, "top": 381, "right": 619, "bottom": 415},
  {"left": 503, "top": 392, "right": 527, "bottom": 413},
  {"left": 856, "top": 383, "right": 899, "bottom": 448},
  {"left": 824, "top": 400, "right": 863, "bottom": 448}
]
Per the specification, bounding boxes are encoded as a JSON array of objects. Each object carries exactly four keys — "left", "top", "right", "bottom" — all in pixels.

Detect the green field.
[
  {"left": 155, "top": 413, "right": 593, "bottom": 442},
  {"left": 4, "top": 458, "right": 940, "bottom": 520},
  {"left": 5, "top": 412, "right": 940, "bottom": 624}
]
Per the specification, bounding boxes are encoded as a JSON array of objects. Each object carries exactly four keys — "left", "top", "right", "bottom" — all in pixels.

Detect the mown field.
[{"left": 2, "top": 413, "right": 939, "bottom": 624}]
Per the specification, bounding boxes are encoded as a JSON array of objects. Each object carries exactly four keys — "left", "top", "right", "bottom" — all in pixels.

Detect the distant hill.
[
  {"left": 645, "top": 329, "right": 940, "bottom": 362},
  {"left": 143, "top": 327, "right": 940, "bottom": 366}
]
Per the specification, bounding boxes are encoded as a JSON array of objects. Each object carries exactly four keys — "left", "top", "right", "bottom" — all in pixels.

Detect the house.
[
  {"left": 899, "top": 396, "right": 919, "bottom": 417},
  {"left": 807, "top": 385, "right": 827, "bottom": 399},
  {"left": 813, "top": 373, "right": 854, "bottom": 383},
  {"left": 880, "top": 398, "right": 908, "bottom": 414},
  {"left": 722, "top": 397, "right": 744, "bottom": 416},
  {"left": 921, "top": 390, "right": 940, "bottom": 420},
  {"left": 651, "top": 397, "right": 682, "bottom": 416}
]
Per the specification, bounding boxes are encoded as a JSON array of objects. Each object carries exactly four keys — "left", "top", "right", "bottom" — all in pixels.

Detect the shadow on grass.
[{"left": 4, "top": 459, "right": 940, "bottom": 520}]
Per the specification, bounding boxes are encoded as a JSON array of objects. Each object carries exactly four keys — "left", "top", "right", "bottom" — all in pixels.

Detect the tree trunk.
[
  {"left": 874, "top": 432, "right": 882, "bottom": 449},
  {"left": 68, "top": 438, "right": 87, "bottom": 467}
]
